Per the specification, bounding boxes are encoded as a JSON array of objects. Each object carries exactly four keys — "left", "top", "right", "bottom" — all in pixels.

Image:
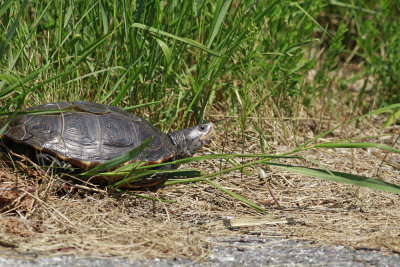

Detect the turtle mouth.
[{"left": 200, "top": 123, "right": 214, "bottom": 141}]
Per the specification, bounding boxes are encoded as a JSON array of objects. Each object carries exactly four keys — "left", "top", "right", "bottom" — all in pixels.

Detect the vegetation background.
[
  {"left": 0, "top": 0, "right": 400, "bottom": 260},
  {"left": 1, "top": 0, "right": 399, "bottom": 126}
]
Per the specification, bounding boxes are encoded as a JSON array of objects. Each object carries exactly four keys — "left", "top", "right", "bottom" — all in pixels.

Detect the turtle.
[{"left": 0, "top": 101, "right": 214, "bottom": 189}]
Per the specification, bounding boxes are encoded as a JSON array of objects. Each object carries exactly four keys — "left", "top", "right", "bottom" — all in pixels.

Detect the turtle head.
[{"left": 168, "top": 122, "right": 214, "bottom": 160}]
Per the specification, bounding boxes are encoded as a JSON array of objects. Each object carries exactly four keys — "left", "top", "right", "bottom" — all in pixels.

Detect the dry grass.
[{"left": 0, "top": 109, "right": 400, "bottom": 261}]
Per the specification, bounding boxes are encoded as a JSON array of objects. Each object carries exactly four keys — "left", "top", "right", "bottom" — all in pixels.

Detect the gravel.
[{"left": 1, "top": 236, "right": 399, "bottom": 267}]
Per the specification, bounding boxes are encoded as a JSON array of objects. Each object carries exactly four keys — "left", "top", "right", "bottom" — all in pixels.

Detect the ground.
[{"left": 0, "top": 112, "right": 399, "bottom": 261}]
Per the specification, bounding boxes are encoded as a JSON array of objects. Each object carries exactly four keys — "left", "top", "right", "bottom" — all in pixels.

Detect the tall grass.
[{"left": 2, "top": 1, "right": 399, "bottom": 118}]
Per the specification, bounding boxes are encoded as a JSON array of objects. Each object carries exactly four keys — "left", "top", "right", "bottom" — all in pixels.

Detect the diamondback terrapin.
[{"left": 1, "top": 101, "right": 214, "bottom": 189}]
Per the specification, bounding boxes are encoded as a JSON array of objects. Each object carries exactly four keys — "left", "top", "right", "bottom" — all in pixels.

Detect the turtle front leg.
[
  {"left": 121, "top": 164, "right": 173, "bottom": 190},
  {"left": 36, "top": 152, "right": 75, "bottom": 172}
]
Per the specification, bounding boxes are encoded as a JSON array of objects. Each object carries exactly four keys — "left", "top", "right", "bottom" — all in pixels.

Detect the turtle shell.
[{"left": 2, "top": 102, "right": 177, "bottom": 177}]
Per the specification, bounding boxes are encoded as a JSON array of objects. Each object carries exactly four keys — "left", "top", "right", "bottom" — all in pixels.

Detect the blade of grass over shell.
[
  {"left": 0, "top": 109, "right": 72, "bottom": 117},
  {"left": 79, "top": 137, "right": 152, "bottom": 176},
  {"left": 266, "top": 162, "right": 400, "bottom": 195}
]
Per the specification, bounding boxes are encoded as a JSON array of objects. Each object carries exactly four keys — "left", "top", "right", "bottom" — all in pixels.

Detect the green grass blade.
[
  {"left": 100, "top": 0, "right": 109, "bottom": 34},
  {"left": 0, "top": 66, "right": 48, "bottom": 98},
  {"left": 99, "top": 168, "right": 200, "bottom": 178},
  {"left": 108, "top": 169, "right": 201, "bottom": 188},
  {"left": 111, "top": 65, "right": 143, "bottom": 105},
  {"left": 100, "top": 70, "right": 128, "bottom": 104},
  {"left": 0, "top": 73, "right": 19, "bottom": 84},
  {"left": 63, "top": 2, "right": 73, "bottom": 29},
  {"left": 290, "top": 2, "right": 332, "bottom": 39},
  {"left": 5, "top": 0, "right": 52, "bottom": 73},
  {"left": 308, "top": 142, "right": 400, "bottom": 154},
  {"left": 131, "top": 23, "right": 221, "bottom": 57},
  {"left": 328, "top": 0, "right": 376, "bottom": 14},
  {"left": 0, "top": 0, "right": 26, "bottom": 63},
  {"left": 267, "top": 162, "right": 400, "bottom": 195},
  {"left": 205, "top": 179, "right": 267, "bottom": 214},
  {"left": 66, "top": 66, "right": 126, "bottom": 84},
  {"left": 207, "top": 0, "right": 232, "bottom": 48},
  {"left": 155, "top": 38, "right": 172, "bottom": 64},
  {"left": 383, "top": 108, "right": 400, "bottom": 128},
  {"left": 72, "top": 32, "right": 114, "bottom": 67},
  {"left": 0, "top": 0, "right": 13, "bottom": 18}
]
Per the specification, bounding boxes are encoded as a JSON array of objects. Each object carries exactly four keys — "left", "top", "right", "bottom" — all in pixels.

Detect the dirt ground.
[{"left": 0, "top": 112, "right": 399, "bottom": 261}]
